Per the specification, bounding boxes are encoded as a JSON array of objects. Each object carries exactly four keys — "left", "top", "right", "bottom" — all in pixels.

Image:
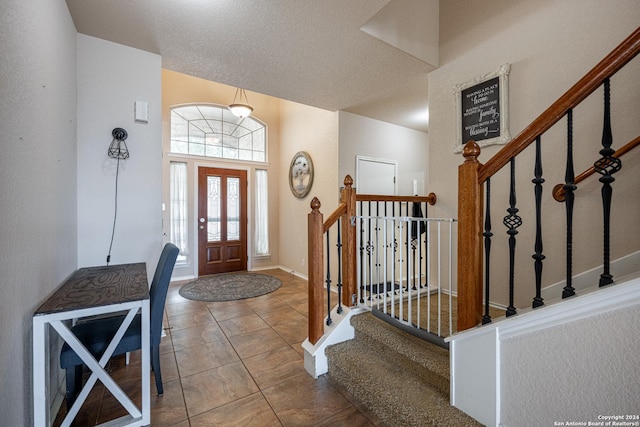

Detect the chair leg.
[
  {"left": 151, "top": 345, "right": 163, "bottom": 395},
  {"left": 65, "top": 365, "right": 83, "bottom": 412}
]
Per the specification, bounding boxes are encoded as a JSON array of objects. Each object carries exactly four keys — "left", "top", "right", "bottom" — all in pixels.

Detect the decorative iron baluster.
[
  {"left": 358, "top": 201, "right": 365, "bottom": 303},
  {"left": 366, "top": 201, "right": 374, "bottom": 301},
  {"left": 336, "top": 219, "right": 343, "bottom": 314},
  {"left": 325, "top": 229, "right": 332, "bottom": 326},
  {"left": 404, "top": 202, "right": 410, "bottom": 292},
  {"left": 390, "top": 202, "right": 397, "bottom": 317},
  {"left": 375, "top": 201, "right": 381, "bottom": 298},
  {"left": 503, "top": 158, "right": 521, "bottom": 317},
  {"left": 594, "top": 78, "right": 621, "bottom": 287},
  {"left": 562, "top": 109, "right": 577, "bottom": 299},
  {"left": 482, "top": 178, "right": 493, "bottom": 325},
  {"left": 411, "top": 240, "right": 418, "bottom": 290},
  {"left": 532, "top": 136, "right": 545, "bottom": 308},
  {"left": 420, "top": 202, "right": 426, "bottom": 289}
]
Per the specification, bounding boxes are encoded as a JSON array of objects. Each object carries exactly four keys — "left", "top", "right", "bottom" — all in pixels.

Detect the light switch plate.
[{"left": 135, "top": 101, "right": 149, "bottom": 123}]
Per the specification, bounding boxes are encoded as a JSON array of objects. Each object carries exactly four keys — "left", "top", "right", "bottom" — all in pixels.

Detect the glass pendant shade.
[{"left": 228, "top": 88, "right": 253, "bottom": 118}]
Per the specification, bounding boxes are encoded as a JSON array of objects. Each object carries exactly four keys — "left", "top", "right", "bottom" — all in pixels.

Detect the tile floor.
[{"left": 54, "top": 269, "right": 383, "bottom": 426}]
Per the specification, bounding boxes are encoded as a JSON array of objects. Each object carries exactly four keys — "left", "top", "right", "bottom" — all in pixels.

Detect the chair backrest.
[{"left": 149, "top": 243, "right": 179, "bottom": 345}]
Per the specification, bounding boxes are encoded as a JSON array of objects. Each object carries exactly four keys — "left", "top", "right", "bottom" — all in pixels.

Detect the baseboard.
[
  {"left": 275, "top": 265, "right": 309, "bottom": 281},
  {"left": 170, "top": 274, "right": 196, "bottom": 282},
  {"left": 541, "top": 249, "right": 640, "bottom": 301}
]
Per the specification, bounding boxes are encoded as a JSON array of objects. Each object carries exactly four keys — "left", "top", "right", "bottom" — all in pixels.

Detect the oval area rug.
[{"left": 179, "top": 273, "right": 282, "bottom": 302}]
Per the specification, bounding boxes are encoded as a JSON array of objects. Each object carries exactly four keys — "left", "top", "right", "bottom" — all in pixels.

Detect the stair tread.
[
  {"left": 327, "top": 339, "right": 481, "bottom": 426},
  {"left": 327, "top": 338, "right": 449, "bottom": 395},
  {"left": 326, "top": 312, "right": 482, "bottom": 426},
  {"left": 351, "top": 312, "right": 450, "bottom": 379}
]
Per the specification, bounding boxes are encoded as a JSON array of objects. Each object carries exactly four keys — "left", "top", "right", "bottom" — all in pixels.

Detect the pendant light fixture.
[{"left": 228, "top": 87, "right": 253, "bottom": 118}]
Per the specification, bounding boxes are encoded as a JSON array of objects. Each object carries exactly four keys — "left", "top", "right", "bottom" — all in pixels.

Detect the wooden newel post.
[
  {"left": 457, "top": 141, "right": 484, "bottom": 331},
  {"left": 308, "top": 197, "right": 324, "bottom": 344},
  {"left": 341, "top": 175, "right": 357, "bottom": 307}
]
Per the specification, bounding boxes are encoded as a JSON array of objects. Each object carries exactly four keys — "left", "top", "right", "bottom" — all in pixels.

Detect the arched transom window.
[{"left": 170, "top": 104, "right": 266, "bottom": 162}]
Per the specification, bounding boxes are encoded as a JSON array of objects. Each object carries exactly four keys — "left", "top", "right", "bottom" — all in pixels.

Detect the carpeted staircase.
[{"left": 326, "top": 312, "right": 483, "bottom": 426}]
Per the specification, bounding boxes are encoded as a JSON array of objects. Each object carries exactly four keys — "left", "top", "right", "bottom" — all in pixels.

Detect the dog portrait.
[{"left": 289, "top": 151, "right": 314, "bottom": 198}]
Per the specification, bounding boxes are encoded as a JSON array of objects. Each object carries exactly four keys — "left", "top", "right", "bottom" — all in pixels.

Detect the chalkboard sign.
[
  {"left": 461, "top": 77, "right": 500, "bottom": 143},
  {"left": 454, "top": 64, "right": 511, "bottom": 153}
]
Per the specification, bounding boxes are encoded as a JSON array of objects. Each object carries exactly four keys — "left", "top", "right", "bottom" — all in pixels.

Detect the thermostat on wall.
[{"left": 134, "top": 100, "right": 149, "bottom": 123}]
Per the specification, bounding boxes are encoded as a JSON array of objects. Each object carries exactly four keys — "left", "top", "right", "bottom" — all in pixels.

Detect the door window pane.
[
  {"left": 227, "top": 177, "right": 240, "bottom": 240},
  {"left": 207, "top": 176, "right": 221, "bottom": 242}
]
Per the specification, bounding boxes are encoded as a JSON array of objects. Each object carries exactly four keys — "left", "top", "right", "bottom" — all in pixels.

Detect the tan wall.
[
  {"left": 428, "top": 0, "right": 640, "bottom": 307},
  {"left": 161, "top": 70, "right": 281, "bottom": 274},
  {"left": 161, "top": 70, "right": 340, "bottom": 277},
  {"left": 279, "top": 102, "right": 340, "bottom": 277}
]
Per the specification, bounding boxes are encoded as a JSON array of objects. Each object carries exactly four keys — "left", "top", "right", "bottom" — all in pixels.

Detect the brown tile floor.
[{"left": 54, "top": 269, "right": 383, "bottom": 426}]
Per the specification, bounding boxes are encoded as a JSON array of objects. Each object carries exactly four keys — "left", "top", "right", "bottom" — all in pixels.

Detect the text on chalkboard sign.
[
  {"left": 461, "top": 77, "right": 500, "bottom": 143},
  {"left": 454, "top": 64, "right": 511, "bottom": 153}
]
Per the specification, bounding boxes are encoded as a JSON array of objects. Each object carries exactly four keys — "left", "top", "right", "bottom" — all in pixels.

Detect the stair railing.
[
  {"left": 552, "top": 135, "right": 640, "bottom": 202},
  {"left": 307, "top": 176, "right": 356, "bottom": 344},
  {"left": 307, "top": 175, "right": 437, "bottom": 345},
  {"left": 457, "top": 27, "right": 640, "bottom": 331}
]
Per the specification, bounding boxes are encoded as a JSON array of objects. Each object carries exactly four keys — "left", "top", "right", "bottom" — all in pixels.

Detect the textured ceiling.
[{"left": 65, "top": 0, "right": 437, "bottom": 132}]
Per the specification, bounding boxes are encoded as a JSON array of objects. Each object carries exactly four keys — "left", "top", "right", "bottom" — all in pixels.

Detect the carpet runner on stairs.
[{"left": 326, "top": 312, "right": 482, "bottom": 426}]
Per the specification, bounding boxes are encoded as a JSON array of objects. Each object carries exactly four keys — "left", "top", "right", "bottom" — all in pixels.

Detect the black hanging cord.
[{"left": 106, "top": 128, "right": 129, "bottom": 265}]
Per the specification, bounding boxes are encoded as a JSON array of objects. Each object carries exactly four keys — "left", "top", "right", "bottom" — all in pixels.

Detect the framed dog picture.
[{"left": 289, "top": 151, "right": 314, "bottom": 199}]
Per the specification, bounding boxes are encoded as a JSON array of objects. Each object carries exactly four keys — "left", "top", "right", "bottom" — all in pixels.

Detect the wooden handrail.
[
  {"left": 552, "top": 135, "right": 640, "bottom": 201},
  {"left": 478, "top": 26, "right": 640, "bottom": 184},
  {"left": 323, "top": 202, "right": 346, "bottom": 233}
]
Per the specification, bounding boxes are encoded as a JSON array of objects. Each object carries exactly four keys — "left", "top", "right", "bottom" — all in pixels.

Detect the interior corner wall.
[
  {"left": 76, "top": 35, "right": 163, "bottom": 274},
  {"left": 279, "top": 103, "right": 339, "bottom": 277},
  {"left": 338, "top": 111, "right": 429, "bottom": 196},
  {"left": 428, "top": 0, "right": 640, "bottom": 307},
  {"left": 0, "top": 1, "right": 78, "bottom": 425}
]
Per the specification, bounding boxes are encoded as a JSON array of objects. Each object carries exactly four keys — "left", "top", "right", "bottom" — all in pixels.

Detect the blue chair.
[{"left": 60, "top": 243, "right": 179, "bottom": 411}]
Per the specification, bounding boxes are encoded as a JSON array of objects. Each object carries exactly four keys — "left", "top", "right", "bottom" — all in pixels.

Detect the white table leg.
[
  {"left": 51, "top": 308, "right": 142, "bottom": 426},
  {"left": 33, "top": 316, "right": 48, "bottom": 427}
]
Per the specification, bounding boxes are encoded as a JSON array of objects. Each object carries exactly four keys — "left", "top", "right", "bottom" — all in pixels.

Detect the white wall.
[
  {"left": 501, "top": 301, "right": 640, "bottom": 426},
  {"left": 450, "top": 277, "right": 640, "bottom": 426},
  {"left": 339, "top": 111, "right": 429, "bottom": 196},
  {"left": 76, "top": 35, "right": 163, "bottom": 275},
  {"left": 0, "top": 1, "right": 78, "bottom": 424},
  {"left": 428, "top": 0, "right": 640, "bottom": 306}
]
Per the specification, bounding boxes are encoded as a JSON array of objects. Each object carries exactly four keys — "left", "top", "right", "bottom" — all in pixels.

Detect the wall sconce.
[{"left": 108, "top": 127, "right": 129, "bottom": 159}]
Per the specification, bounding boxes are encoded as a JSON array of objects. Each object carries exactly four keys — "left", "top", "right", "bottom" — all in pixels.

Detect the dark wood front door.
[{"left": 198, "top": 167, "right": 247, "bottom": 275}]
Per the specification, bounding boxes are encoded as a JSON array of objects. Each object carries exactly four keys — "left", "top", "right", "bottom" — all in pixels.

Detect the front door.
[{"left": 198, "top": 167, "right": 247, "bottom": 275}]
